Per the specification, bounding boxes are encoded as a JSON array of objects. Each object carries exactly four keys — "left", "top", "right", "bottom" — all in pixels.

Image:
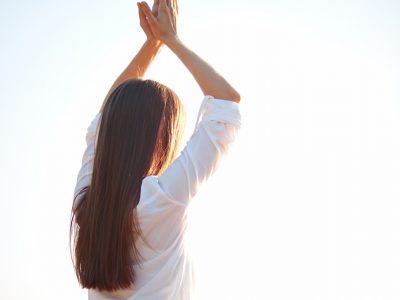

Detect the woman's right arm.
[
  {"left": 165, "top": 37, "right": 241, "bottom": 103},
  {"left": 139, "top": 0, "right": 240, "bottom": 103},
  {"left": 139, "top": 0, "right": 241, "bottom": 207}
]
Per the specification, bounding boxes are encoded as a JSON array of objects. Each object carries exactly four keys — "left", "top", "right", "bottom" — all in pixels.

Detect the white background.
[{"left": 0, "top": 0, "right": 399, "bottom": 299}]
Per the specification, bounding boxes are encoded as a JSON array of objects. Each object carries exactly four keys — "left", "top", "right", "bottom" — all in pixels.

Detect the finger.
[
  {"left": 140, "top": 2, "right": 158, "bottom": 26},
  {"left": 166, "top": 0, "right": 172, "bottom": 8},
  {"left": 138, "top": 5, "right": 148, "bottom": 28},
  {"left": 174, "top": 0, "right": 178, "bottom": 14},
  {"left": 151, "top": 0, "right": 159, "bottom": 15},
  {"left": 158, "top": 0, "right": 167, "bottom": 8},
  {"left": 138, "top": 5, "right": 154, "bottom": 36},
  {"left": 159, "top": 0, "right": 168, "bottom": 10}
]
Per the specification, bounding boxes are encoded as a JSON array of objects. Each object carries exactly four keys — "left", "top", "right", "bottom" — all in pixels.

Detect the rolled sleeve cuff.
[{"left": 202, "top": 96, "right": 242, "bottom": 129}]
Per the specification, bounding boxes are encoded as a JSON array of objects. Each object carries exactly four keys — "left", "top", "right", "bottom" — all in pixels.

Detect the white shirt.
[{"left": 72, "top": 95, "right": 242, "bottom": 300}]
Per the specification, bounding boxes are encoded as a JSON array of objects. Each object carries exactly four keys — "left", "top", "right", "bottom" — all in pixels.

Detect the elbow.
[
  {"left": 209, "top": 88, "right": 241, "bottom": 103},
  {"left": 230, "top": 90, "right": 241, "bottom": 103}
]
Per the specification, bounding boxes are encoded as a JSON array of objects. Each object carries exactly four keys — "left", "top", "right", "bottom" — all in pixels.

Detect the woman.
[{"left": 69, "top": 0, "right": 241, "bottom": 299}]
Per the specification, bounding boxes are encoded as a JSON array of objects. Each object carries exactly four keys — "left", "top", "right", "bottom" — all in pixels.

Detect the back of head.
[
  {"left": 99, "top": 78, "right": 186, "bottom": 177},
  {"left": 69, "top": 78, "right": 186, "bottom": 292}
]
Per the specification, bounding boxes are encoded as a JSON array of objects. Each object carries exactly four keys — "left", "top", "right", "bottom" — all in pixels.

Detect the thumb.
[{"left": 152, "top": 0, "right": 160, "bottom": 15}]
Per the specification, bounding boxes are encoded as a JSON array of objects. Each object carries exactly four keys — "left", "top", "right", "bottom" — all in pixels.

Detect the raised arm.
[
  {"left": 137, "top": 0, "right": 242, "bottom": 207},
  {"left": 100, "top": 0, "right": 163, "bottom": 113},
  {"left": 139, "top": 0, "right": 241, "bottom": 103}
]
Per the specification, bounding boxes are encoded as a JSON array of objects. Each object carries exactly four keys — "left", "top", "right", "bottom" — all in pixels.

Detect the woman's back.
[{"left": 74, "top": 94, "right": 241, "bottom": 299}]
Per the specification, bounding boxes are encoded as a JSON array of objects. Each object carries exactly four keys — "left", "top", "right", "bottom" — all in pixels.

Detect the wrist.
[
  {"left": 145, "top": 39, "right": 163, "bottom": 50},
  {"left": 163, "top": 35, "right": 181, "bottom": 49}
]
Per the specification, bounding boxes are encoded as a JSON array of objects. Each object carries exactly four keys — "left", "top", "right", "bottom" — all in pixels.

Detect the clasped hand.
[{"left": 137, "top": 0, "right": 179, "bottom": 46}]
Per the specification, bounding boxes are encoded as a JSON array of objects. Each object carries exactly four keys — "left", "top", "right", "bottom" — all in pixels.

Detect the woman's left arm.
[{"left": 100, "top": 0, "right": 162, "bottom": 113}]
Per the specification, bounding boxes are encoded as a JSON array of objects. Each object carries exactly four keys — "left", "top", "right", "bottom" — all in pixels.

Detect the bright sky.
[{"left": 1, "top": 1, "right": 400, "bottom": 299}]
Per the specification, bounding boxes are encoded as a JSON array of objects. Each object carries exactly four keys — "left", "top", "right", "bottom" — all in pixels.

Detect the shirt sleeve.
[
  {"left": 156, "top": 95, "right": 242, "bottom": 207},
  {"left": 72, "top": 112, "right": 102, "bottom": 211}
]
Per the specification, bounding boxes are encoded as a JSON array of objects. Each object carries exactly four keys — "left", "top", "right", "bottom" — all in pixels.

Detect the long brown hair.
[{"left": 69, "top": 79, "right": 186, "bottom": 291}]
